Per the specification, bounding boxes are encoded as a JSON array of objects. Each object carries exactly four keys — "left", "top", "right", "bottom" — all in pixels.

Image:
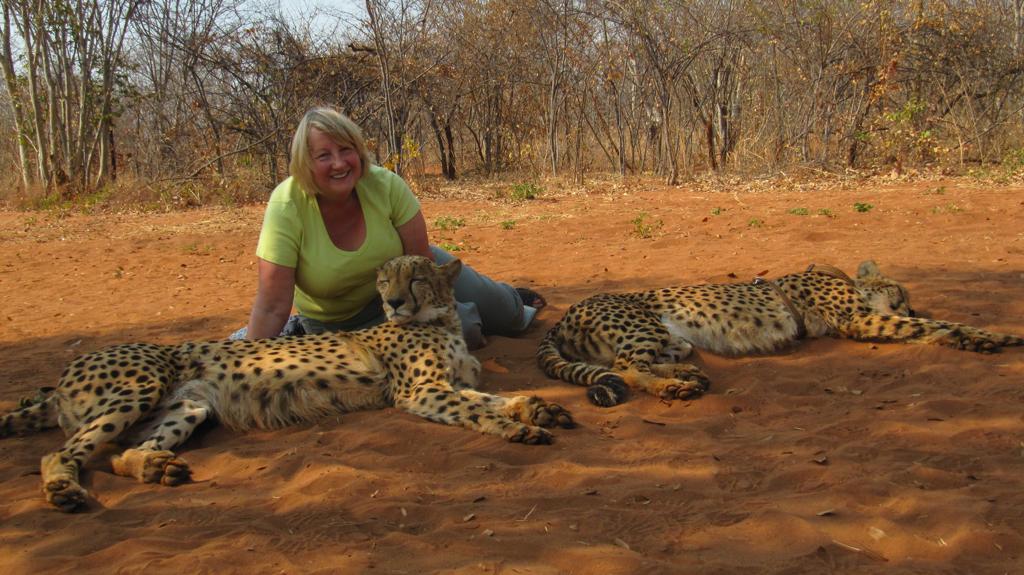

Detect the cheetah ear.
[
  {"left": 857, "top": 260, "right": 882, "bottom": 278},
  {"left": 439, "top": 258, "right": 462, "bottom": 285}
]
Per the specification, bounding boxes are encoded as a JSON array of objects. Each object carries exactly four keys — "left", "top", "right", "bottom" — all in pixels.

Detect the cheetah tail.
[
  {"left": 536, "top": 327, "right": 629, "bottom": 407},
  {"left": 1003, "top": 333, "right": 1024, "bottom": 347},
  {"left": 0, "top": 394, "right": 59, "bottom": 438}
]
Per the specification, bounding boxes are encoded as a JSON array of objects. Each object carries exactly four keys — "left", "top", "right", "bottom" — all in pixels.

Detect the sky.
[{"left": 276, "top": 0, "right": 366, "bottom": 19}]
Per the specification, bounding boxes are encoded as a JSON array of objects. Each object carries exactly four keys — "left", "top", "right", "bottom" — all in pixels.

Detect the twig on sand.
[
  {"left": 517, "top": 504, "right": 538, "bottom": 522},
  {"left": 831, "top": 539, "right": 888, "bottom": 562}
]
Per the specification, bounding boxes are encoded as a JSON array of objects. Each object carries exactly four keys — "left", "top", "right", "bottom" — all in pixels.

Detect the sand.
[{"left": 0, "top": 176, "right": 1021, "bottom": 574}]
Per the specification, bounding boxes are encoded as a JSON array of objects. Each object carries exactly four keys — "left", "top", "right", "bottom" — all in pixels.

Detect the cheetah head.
[
  {"left": 854, "top": 260, "right": 915, "bottom": 317},
  {"left": 377, "top": 255, "right": 462, "bottom": 325}
]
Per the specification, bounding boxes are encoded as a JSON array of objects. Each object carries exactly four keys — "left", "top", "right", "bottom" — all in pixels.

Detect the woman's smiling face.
[{"left": 308, "top": 128, "right": 363, "bottom": 201}]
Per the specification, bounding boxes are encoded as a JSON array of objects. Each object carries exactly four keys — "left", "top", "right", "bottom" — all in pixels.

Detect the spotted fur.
[
  {"left": 2, "top": 256, "right": 574, "bottom": 512},
  {"left": 539, "top": 260, "right": 1022, "bottom": 407}
]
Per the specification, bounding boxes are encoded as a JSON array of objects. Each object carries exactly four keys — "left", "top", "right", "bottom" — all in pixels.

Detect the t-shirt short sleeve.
[
  {"left": 387, "top": 172, "right": 421, "bottom": 227},
  {"left": 255, "top": 185, "right": 302, "bottom": 268}
]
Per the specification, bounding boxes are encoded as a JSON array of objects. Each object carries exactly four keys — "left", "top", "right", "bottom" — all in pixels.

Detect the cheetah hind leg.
[
  {"left": 111, "top": 396, "right": 212, "bottom": 485},
  {"left": 41, "top": 409, "right": 166, "bottom": 512}
]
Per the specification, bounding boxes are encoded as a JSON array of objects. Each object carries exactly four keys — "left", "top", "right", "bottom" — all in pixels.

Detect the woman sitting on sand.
[{"left": 233, "top": 106, "right": 544, "bottom": 349}]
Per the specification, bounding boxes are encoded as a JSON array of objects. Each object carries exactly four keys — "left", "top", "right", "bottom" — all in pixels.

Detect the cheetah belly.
[
  {"left": 188, "top": 338, "right": 389, "bottom": 430},
  {"left": 659, "top": 308, "right": 800, "bottom": 355}
]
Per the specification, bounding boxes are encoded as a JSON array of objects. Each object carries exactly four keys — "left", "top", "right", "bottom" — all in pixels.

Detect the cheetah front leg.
[
  {"left": 838, "top": 313, "right": 1024, "bottom": 353},
  {"left": 112, "top": 392, "right": 212, "bottom": 485},
  {"left": 458, "top": 389, "right": 575, "bottom": 437},
  {"left": 395, "top": 375, "right": 574, "bottom": 444}
]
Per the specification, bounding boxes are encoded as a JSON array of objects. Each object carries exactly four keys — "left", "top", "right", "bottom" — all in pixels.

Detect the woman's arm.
[
  {"left": 396, "top": 210, "right": 433, "bottom": 260},
  {"left": 245, "top": 258, "right": 297, "bottom": 339}
]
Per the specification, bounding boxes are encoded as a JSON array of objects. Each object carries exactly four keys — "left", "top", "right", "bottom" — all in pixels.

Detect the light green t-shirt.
[{"left": 255, "top": 165, "right": 421, "bottom": 322}]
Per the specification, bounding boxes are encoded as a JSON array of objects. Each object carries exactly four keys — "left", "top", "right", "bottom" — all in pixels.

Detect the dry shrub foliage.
[{"left": 2, "top": 0, "right": 1024, "bottom": 209}]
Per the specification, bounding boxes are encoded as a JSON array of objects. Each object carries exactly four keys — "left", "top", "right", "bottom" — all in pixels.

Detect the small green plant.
[
  {"left": 817, "top": 208, "right": 835, "bottom": 218},
  {"left": 711, "top": 207, "right": 724, "bottom": 216},
  {"left": 508, "top": 182, "right": 542, "bottom": 201},
  {"left": 925, "top": 186, "right": 947, "bottom": 195},
  {"left": 500, "top": 220, "right": 516, "bottom": 230},
  {"left": 436, "top": 241, "right": 463, "bottom": 252},
  {"left": 631, "top": 212, "right": 664, "bottom": 238},
  {"left": 931, "top": 203, "right": 962, "bottom": 214},
  {"left": 34, "top": 193, "right": 71, "bottom": 213},
  {"left": 853, "top": 202, "right": 874, "bottom": 213},
  {"left": 183, "top": 242, "right": 198, "bottom": 254},
  {"left": 1002, "top": 148, "right": 1024, "bottom": 179},
  {"left": 788, "top": 207, "right": 810, "bottom": 216},
  {"left": 747, "top": 218, "right": 764, "bottom": 228},
  {"left": 434, "top": 215, "right": 466, "bottom": 231}
]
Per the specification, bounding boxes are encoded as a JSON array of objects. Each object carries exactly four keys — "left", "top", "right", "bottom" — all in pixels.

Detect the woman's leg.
[{"left": 430, "top": 246, "right": 536, "bottom": 337}]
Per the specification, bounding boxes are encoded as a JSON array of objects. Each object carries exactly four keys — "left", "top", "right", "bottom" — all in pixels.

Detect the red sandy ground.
[{"left": 0, "top": 176, "right": 1022, "bottom": 574}]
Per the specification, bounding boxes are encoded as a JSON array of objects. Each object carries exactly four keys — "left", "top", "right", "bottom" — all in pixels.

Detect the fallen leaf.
[{"left": 482, "top": 358, "right": 509, "bottom": 374}]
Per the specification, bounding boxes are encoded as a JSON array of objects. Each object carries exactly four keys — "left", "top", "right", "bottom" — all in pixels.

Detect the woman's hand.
[{"left": 245, "top": 258, "right": 296, "bottom": 339}]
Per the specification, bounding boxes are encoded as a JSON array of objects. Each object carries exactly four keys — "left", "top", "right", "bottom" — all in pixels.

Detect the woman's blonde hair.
[{"left": 290, "top": 107, "right": 373, "bottom": 196}]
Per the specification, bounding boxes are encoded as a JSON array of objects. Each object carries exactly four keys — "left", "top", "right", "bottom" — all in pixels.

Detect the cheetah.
[
  {"left": 538, "top": 260, "right": 1022, "bottom": 407},
  {"left": 1, "top": 256, "right": 574, "bottom": 512}
]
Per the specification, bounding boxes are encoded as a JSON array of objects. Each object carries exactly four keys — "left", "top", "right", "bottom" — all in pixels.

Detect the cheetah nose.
[{"left": 387, "top": 298, "right": 405, "bottom": 310}]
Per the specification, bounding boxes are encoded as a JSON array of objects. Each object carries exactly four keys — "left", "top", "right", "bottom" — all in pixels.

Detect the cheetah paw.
[
  {"left": 44, "top": 478, "right": 88, "bottom": 513},
  {"left": 112, "top": 449, "right": 192, "bottom": 485},
  {"left": 958, "top": 336, "right": 999, "bottom": 353},
  {"left": 660, "top": 373, "right": 711, "bottom": 401},
  {"left": 142, "top": 451, "right": 192, "bottom": 485},
  {"left": 528, "top": 400, "right": 576, "bottom": 429},
  {"left": 507, "top": 424, "right": 554, "bottom": 445}
]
